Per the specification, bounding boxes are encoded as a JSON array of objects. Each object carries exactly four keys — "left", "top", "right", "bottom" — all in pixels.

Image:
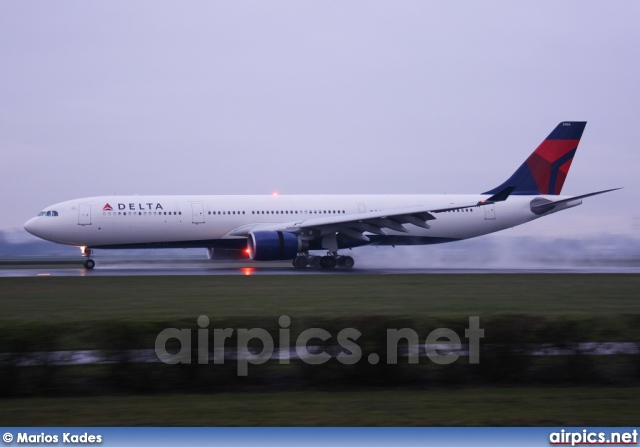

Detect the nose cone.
[{"left": 24, "top": 217, "right": 39, "bottom": 237}]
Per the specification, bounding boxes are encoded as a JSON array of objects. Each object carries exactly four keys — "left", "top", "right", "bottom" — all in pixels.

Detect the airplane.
[{"left": 23, "top": 121, "right": 619, "bottom": 270}]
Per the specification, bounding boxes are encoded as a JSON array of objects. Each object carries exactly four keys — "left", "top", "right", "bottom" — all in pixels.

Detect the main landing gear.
[
  {"left": 292, "top": 253, "right": 355, "bottom": 270},
  {"left": 81, "top": 247, "right": 95, "bottom": 270}
]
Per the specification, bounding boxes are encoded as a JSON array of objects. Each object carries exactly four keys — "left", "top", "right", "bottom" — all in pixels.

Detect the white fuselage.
[{"left": 23, "top": 193, "right": 579, "bottom": 251}]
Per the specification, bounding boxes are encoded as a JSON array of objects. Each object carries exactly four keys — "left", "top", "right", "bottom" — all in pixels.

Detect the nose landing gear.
[{"left": 81, "top": 247, "right": 95, "bottom": 270}]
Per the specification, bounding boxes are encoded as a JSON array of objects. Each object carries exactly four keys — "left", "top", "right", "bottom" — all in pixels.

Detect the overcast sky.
[{"left": 2, "top": 1, "right": 639, "bottom": 239}]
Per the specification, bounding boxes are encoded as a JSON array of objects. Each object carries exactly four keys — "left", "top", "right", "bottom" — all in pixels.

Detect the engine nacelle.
[{"left": 247, "top": 231, "right": 299, "bottom": 261}]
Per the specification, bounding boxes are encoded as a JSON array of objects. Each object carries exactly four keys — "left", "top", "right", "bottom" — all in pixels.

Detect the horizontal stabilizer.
[{"left": 530, "top": 188, "right": 622, "bottom": 215}]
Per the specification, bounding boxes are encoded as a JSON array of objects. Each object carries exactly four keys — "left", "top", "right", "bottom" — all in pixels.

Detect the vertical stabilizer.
[{"left": 484, "top": 121, "right": 586, "bottom": 195}]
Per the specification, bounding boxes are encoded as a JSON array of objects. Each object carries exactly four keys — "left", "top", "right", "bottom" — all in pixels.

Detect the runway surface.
[
  {"left": 12, "top": 342, "right": 640, "bottom": 367},
  {"left": 2, "top": 261, "right": 640, "bottom": 277}
]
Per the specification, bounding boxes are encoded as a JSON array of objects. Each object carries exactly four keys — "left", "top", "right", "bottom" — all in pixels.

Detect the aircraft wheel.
[
  {"left": 84, "top": 259, "right": 95, "bottom": 270},
  {"left": 320, "top": 256, "right": 336, "bottom": 269},
  {"left": 309, "top": 256, "right": 321, "bottom": 268},
  {"left": 293, "top": 255, "right": 308, "bottom": 269},
  {"left": 340, "top": 256, "right": 355, "bottom": 269}
]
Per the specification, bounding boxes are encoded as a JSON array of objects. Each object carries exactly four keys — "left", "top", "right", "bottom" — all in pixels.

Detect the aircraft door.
[
  {"left": 484, "top": 203, "right": 496, "bottom": 220},
  {"left": 191, "top": 203, "right": 205, "bottom": 224},
  {"left": 358, "top": 203, "right": 367, "bottom": 213},
  {"left": 78, "top": 204, "right": 92, "bottom": 225}
]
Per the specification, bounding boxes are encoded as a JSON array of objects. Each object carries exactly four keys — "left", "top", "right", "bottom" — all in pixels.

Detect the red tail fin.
[{"left": 484, "top": 122, "right": 586, "bottom": 196}]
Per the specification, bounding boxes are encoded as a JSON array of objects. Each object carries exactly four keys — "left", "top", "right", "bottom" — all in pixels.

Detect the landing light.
[{"left": 241, "top": 268, "right": 255, "bottom": 276}]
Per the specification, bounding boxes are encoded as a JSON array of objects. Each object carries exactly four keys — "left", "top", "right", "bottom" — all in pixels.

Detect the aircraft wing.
[
  {"left": 226, "top": 203, "right": 483, "bottom": 240},
  {"left": 280, "top": 203, "right": 486, "bottom": 242},
  {"left": 226, "top": 186, "right": 519, "bottom": 240},
  {"left": 278, "top": 185, "right": 519, "bottom": 242}
]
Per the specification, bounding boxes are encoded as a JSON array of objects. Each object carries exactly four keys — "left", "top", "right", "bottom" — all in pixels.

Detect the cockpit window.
[
  {"left": 38, "top": 212, "right": 45, "bottom": 216},
  {"left": 46, "top": 211, "right": 51, "bottom": 216},
  {"left": 51, "top": 211, "right": 58, "bottom": 216}
]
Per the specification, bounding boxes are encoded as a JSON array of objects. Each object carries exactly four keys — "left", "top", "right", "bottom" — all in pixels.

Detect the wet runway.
[
  {"left": 11, "top": 342, "right": 640, "bottom": 367},
  {"left": 2, "top": 261, "right": 640, "bottom": 277}
]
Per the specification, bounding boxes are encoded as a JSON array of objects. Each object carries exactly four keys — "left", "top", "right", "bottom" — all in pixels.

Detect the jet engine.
[{"left": 247, "top": 231, "right": 300, "bottom": 261}]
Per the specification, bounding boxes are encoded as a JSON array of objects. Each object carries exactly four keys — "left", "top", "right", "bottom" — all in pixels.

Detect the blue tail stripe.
[
  {"left": 548, "top": 148, "right": 577, "bottom": 194},
  {"left": 483, "top": 162, "right": 539, "bottom": 195}
]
